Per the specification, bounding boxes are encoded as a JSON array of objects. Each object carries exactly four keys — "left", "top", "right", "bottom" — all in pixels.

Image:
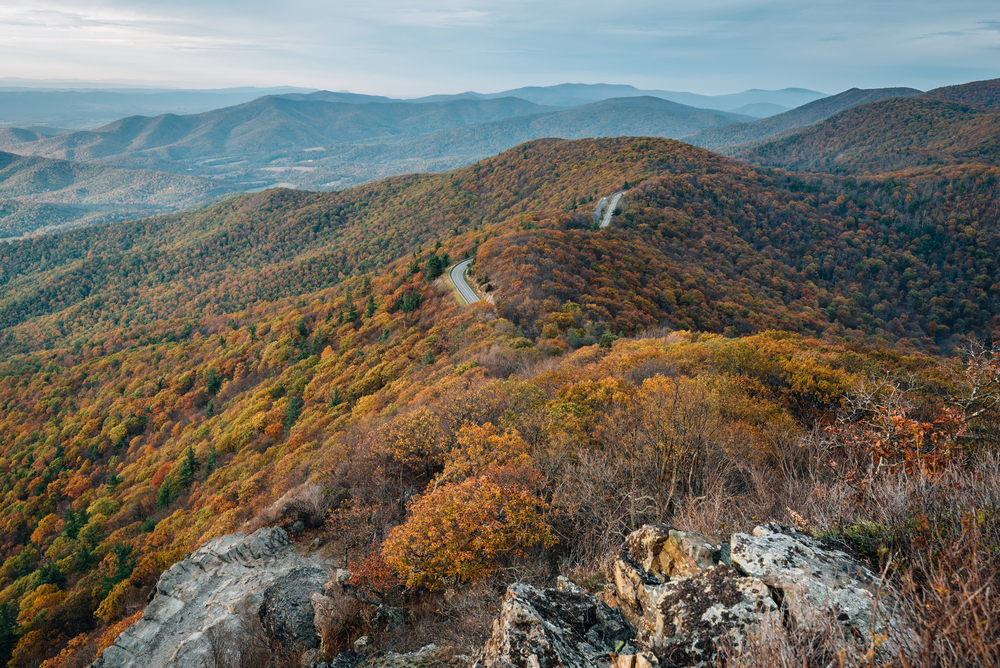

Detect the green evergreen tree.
[
  {"left": 0, "top": 602, "right": 18, "bottom": 668},
  {"left": 156, "top": 477, "right": 174, "bottom": 510},
  {"left": 178, "top": 446, "right": 198, "bottom": 488},
  {"left": 206, "top": 444, "right": 219, "bottom": 471},
  {"left": 205, "top": 367, "right": 222, "bottom": 394},
  {"left": 63, "top": 509, "right": 88, "bottom": 539},
  {"left": 285, "top": 395, "right": 304, "bottom": 429},
  {"left": 425, "top": 253, "right": 443, "bottom": 280}
]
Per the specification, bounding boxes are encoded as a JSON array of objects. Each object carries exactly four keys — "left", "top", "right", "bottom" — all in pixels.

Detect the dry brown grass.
[{"left": 690, "top": 447, "right": 1000, "bottom": 668}]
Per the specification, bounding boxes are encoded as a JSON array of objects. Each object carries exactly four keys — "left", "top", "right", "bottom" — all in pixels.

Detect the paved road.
[
  {"left": 450, "top": 258, "right": 480, "bottom": 305},
  {"left": 599, "top": 191, "right": 625, "bottom": 229},
  {"left": 449, "top": 191, "right": 623, "bottom": 306}
]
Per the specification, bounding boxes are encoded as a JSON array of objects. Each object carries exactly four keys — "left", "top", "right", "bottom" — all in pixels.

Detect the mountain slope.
[
  {"left": 0, "top": 150, "right": 233, "bottom": 237},
  {"left": 728, "top": 102, "right": 790, "bottom": 118},
  {"left": 684, "top": 87, "right": 922, "bottom": 152},
  {"left": 924, "top": 77, "right": 1000, "bottom": 111},
  {"left": 332, "top": 96, "right": 749, "bottom": 168},
  {"left": 734, "top": 97, "right": 1000, "bottom": 173},
  {"left": 0, "top": 96, "right": 550, "bottom": 165},
  {"left": 0, "top": 198, "right": 89, "bottom": 239}
]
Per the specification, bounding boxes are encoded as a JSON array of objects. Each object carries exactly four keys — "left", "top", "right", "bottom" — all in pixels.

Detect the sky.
[{"left": 0, "top": 0, "right": 998, "bottom": 96}]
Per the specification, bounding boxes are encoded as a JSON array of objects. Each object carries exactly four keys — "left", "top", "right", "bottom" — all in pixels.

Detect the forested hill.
[
  {"left": 924, "top": 77, "right": 1000, "bottom": 111},
  {"left": 683, "top": 86, "right": 922, "bottom": 152},
  {"left": 3, "top": 136, "right": 1000, "bottom": 355},
  {"left": 734, "top": 97, "right": 1000, "bottom": 173},
  {"left": 1, "top": 136, "right": 1000, "bottom": 666}
]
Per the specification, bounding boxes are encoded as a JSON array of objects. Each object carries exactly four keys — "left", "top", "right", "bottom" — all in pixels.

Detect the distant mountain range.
[
  {"left": 290, "top": 83, "right": 827, "bottom": 115},
  {"left": 0, "top": 86, "right": 315, "bottom": 130},
  {"left": 0, "top": 96, "right": 551, "bottom": 166},
  {"left": 344, "top": 96, "right": 751, "bottom": 163},
  {"left": 0, "top": 82, "right": 822, "bottom": 133},
  {"left": 5, "top": 77, "right": 1000, "bottom": 237},
  {"left": 0, "top": 94, "right": 754, "bottom": 198}
]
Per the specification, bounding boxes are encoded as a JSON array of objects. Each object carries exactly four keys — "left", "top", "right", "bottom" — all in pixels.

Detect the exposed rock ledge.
[
  {"left": 92, "top": 527, "right": 330, "bottom": 668},
  {"left": 93, "top": 523, "right": 912, "bottom": 668},
  {"left": 481, "top": 523, "right": 913, "bottom": 668}
]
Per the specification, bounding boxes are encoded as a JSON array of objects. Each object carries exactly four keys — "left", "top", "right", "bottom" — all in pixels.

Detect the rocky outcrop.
[
  {"left": 482, "top": 577, "right": 650, "bottom": 668},
  {"left": 94, "top": 522, "right": 912, "bottom": 668},
  {"left": 731, "top": 522, "right": 913, "bottom": 658},
  {"left": 92, "top": 527, "right": 331, "bottom": 668},
  {"left": 612, "top": 525, "right": 776, "bottom": 665},
  {"left": 484, "top": 523, "right": 912, "bottom": 668}
]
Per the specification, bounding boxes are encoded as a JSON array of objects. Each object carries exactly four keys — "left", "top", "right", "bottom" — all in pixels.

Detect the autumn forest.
[{"left": 0, "top": 78, "right": 999, "bottom": 666}]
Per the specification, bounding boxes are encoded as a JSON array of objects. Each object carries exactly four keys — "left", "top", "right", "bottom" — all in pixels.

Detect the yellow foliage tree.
[
  {"left": 10, "top": 630, "right": 48, "bottom": 668},
  {"left": 438, "top": 423, "right": 533, "bottom": 483},
  {"left": 30, "top": 514, "right": 64, "bottom": 548},
  {"left": 375, "top": 406, "right": 448, "bottom": 474},
  {"left": 17, "top": 583, "right": 65, "bottom": 631},
  {"left": 95, "top": 580, "right": 131, "bottom": 625}
]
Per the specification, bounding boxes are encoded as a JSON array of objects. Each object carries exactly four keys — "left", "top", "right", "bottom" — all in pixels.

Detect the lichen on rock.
[
  {"left": 481, "top": 581, "right": 642, "bottom": 668},
  {"left": 730, "top": 522, "right": 914, "bottom": 658}
]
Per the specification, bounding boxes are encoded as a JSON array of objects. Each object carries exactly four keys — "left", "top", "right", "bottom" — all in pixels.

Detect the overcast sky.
[{"left": 1, "top": 0, "right": 998, "bottom": 96}]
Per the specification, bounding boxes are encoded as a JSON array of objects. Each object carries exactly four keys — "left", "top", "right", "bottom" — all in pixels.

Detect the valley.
[
  {"left": 0, "top": 79, "right": 979, "bottom": 240},
  {"left": 0, "top": 76, "right": 998, "bottom": 668}
]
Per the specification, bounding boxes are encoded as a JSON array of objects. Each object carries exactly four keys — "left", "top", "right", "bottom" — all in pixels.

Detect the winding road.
[
  {"left": 450, "top": 258, "right": 480, "bottom": 305},
  {"left": 448, "top": 191, "right": 624, "bottom": 306},
  {"left": 599, "top": 191, "right": 625, "bottom": 229}
]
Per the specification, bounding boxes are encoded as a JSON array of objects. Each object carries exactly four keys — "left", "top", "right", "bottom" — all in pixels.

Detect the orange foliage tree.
[
  {"left": 382, "top": 465, "right": 554, "bottom": 589},
  {"left": 437, "top": 422, "right": 533, "bottom": 483}
]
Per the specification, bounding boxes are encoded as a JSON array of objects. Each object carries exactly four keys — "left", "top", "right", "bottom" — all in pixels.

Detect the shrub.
[{"left": 382, "top": 466, "right": 554, "bottom": 590}]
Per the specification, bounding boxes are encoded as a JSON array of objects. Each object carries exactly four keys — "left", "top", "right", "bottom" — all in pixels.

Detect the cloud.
[{"left": 0, "top": 0, "right": 997, "bottom": 95}]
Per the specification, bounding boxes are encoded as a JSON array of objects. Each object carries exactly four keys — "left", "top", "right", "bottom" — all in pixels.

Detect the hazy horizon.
[
  {"left": 1, "top": 1, "right": 998, "bottom": 97},
  {"left": 0, "top": 76, "right": 833, "bottom": 98}
]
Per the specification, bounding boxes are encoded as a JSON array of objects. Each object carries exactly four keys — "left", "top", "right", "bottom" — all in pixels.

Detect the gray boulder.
[
  {"left": 731, "top": 522, "right": 913, "bottom": 657},
  {"left": 481, "top": 581, "right": 646, "bottom": 668},
  {"left": 638, "top": 565, "right": 777, "bottom": 666},
  {"left": 613, "top": 525, "right": 777, "bottom": 667},
  {"left": 91, "top": 527, "right": 331, "bottom": 668},
  {"left": 259, "top": 568, "right": 329, "bottom": 653}
]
